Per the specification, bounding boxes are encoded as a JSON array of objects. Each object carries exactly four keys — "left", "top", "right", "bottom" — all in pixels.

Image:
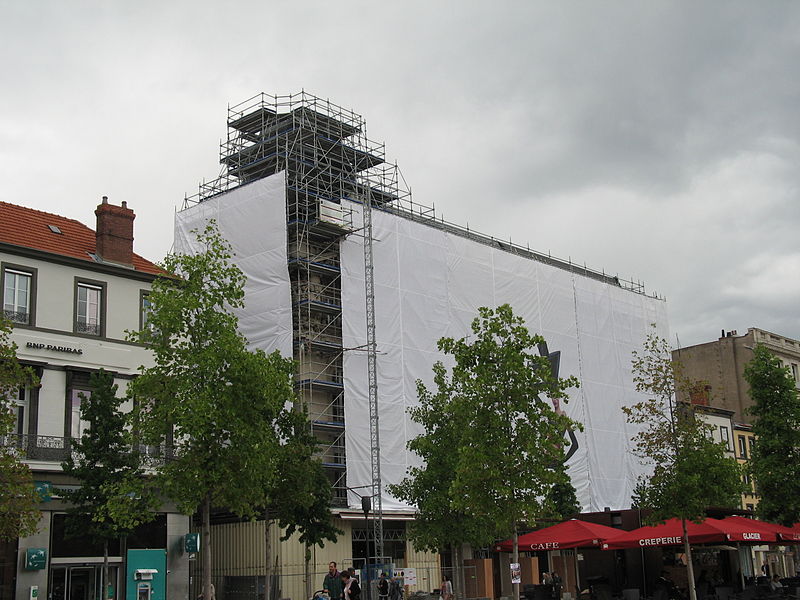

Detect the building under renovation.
[{"left": 175, "top": 92, "right": 669, "bottom": 600}]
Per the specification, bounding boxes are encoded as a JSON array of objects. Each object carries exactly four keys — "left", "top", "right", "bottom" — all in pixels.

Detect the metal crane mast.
[{"left": 362, "top": 187, "right": 384, "bottom": 561}]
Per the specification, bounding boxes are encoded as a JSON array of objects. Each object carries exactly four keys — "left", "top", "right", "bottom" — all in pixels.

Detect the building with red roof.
[{"left": 0, "top": 197, "right": 189, "bottom": 600}]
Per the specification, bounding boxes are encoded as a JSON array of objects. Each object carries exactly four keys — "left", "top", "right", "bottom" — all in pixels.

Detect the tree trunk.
[
  {"left": 452, "top": 543, "right": 465, "bottom": 600},
  {"left": 264, "top": 515, "right": 273, "bottom": 600},
  {"left": 304, "top": 542, "right": 312, "bottom": 600},
  {"left": 203, "top": 495, "right": 213, "bottom": 600},
  {"left": 513, "top": 526, "right": 520, "bottom": 600},
  {"left": 103, "top": 540, "right": 109, "bottom": 600},
  {"left": 682, "top": 518, "right": 697, "bottom": 600}
]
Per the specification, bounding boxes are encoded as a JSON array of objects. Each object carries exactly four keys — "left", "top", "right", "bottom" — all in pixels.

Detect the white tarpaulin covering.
[
  {"left": 174, "top": 173, "right": 293, "bottom": 358},
  {"left": 340, "top": 201, "right": 669, "bottom": 512}
]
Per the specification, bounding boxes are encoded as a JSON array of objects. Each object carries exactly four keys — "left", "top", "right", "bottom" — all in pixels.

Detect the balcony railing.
[
  {"left": 75, "top": 321, "right": 101, "bottom": 336},
  {"left": 3, "top": 309, "right": 29, "bottom": 324},
  {"left": 0, "top": 434, "right": 174, "bottom": 466}
]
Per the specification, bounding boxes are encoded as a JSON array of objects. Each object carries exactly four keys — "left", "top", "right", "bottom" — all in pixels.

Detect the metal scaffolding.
[{"left": 185, "top": 92, "right": 409, "bottom": 555}]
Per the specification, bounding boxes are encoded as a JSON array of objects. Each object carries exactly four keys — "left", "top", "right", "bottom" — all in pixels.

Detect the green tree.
[
  {"left": 127, "top": 223, "right": 295, "bottom": 600},
  {"left": 544, "top": 466, "right": 581, "bottom": 520},
  {"left": 744, "top": 344, "right": 800, "bottom": 526},
  {"left": 0, "top": 313, "right": 40, "bottom": 541},
  {"left": 624, "top": 331, "right": 744, "bottom": 600},
  {"left": 391, "top": 304, "right": 579, "bottom": 600},
  {"left": 61, "top": 370, "right": 157, "bottom": 599},
  {"left": 260, "top": 407, "right": 341, "bottom": 600}
]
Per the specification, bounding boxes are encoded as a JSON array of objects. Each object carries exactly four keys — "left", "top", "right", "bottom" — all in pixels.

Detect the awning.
[
  {"left": 720, "top": 516, "right": 800, "bottom": 543},
  {"left": 601, "top": 518, "right": 725, "bottom": 549},
  {"left": 495, "top": 519, "right": 624, "bottom": 552},
  {"left": 704, "top": 517, "right": 778, "bottom": 543}
]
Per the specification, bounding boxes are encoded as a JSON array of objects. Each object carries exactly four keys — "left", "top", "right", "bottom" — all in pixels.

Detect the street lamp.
[
  {"left": 347, "top": 487, "right": 374, "bottom": 600},
  {"left": 361, "top": 494, "right": 372, "bottom": 600}
]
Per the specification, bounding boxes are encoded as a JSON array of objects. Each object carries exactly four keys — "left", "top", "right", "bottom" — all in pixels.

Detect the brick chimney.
[{"left": 95, "top": 196, "right": 135, "bottom": 266}]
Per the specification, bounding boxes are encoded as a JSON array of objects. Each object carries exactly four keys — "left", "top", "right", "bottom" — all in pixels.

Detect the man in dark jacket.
[
  {"left": 323, "top": 562, "right": 343, "bottom": 600},
  {"left": 378, "top": 573, "right": 389, "bottom": 600}
]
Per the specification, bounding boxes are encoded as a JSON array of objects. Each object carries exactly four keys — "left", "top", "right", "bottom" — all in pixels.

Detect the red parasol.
[{"left": 495, "top": 519, "right": 625, "bottom": 552}]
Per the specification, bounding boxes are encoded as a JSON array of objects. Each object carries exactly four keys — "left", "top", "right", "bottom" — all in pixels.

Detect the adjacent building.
[
  {"left": 0, "top": 199, "right": 190, "bottom": 600},
  {"left": 674, "top": 328, "right": 800, "bottom": 423}
]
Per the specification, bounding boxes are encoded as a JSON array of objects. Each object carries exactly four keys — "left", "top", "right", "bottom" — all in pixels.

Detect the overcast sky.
[{"left": 1, "top": 1, "right": 798, "bottom": 347}]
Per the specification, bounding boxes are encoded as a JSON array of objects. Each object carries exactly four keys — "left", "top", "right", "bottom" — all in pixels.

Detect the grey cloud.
[{"left": 1, "top": 0, "right": 798, "bottom": 346}]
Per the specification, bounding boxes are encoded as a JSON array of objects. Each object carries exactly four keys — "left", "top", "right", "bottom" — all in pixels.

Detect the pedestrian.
[
  {"left": 378, "top": 572, "right": 389, "bottom": 600},
  {"left": 389, "top": 577, "right": 402, "bottom": 600},
  {"left": 323, "top": 562, "right": 343, "bottom": 600},
  {"left": 342, "top": 570, "right": 362, "bottom": 600},
  {"left": 551, "top": 572, "right": 562, "bottom": 600},
  {"left": 440, "top": 575, "right": 453, "bottom": 600}
]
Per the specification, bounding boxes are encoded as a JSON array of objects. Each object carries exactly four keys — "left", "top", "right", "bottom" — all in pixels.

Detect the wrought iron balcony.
[
  {"left": 3, "top": 309, "right": 29, "bottom": 324},
  {"left": 75, "top": 321, "right": 101, "bottom": 336},
  {"left": 0, "top": 434, "right": 174, "bottom": 467}
]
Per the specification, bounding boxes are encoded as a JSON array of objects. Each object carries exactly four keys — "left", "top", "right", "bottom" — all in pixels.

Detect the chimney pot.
[
  {"left": 102, "top": 195, "right": 108, "bottom": 204},
  {"left": 121, "top": 201, "right": 127, "bottom": 208}
]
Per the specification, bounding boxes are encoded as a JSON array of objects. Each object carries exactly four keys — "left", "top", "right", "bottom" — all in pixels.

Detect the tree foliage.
[
  {"left": 61, "top": 370, "right": 157, "bottom": 538},
  {"left": 265, "top": 406, "right": 342, "bottom": 547},
  {"left": 625, "top": 331, "right": 744, "bottom": 521},
  {"left": 127, "top": 222, "right": 331, "bottom": 600},
  {"left": 128, "top": 222, "right": 292, "bottom": 518},
  {"left": 391, "top": 304, "right": 580, "bottom": 550},
  {"left": 745, "top": 344, "right": 800, "bottom": 526},
  {"left": 0, "top": 313, "right": 41, "bottom": 541},
  {"left": 624, "top": 329, "right": 744, "bottom": 600},
  {"left": 61, "top": 370, "right": 157, "bottom": 598}
]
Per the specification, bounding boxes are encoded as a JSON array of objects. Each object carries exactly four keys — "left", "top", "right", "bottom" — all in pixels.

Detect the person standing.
[
  {"left": 389, "top": 576, "right": 402, "bottom": 600},
  {"left": 324, "top": 562, "right": 343, "bottom": 600},
  {"left": 378, "top": 573, "right": 389, "bottom": 600},
  {"left": 440, "top": 575, "right": 453, "bottom": 600},
  {"left": 342, "top": 570, "right": 362, "bottom": 600}
]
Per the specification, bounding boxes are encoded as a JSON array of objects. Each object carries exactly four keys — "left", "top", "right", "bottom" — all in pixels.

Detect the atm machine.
[{"left": 126, "top": 550, "right": 166, "bottom": 600}]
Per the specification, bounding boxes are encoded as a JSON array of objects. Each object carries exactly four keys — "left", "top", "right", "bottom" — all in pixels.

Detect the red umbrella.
[
  {"left": 601, "top": 518, "right": 726, "bottom": 550},
  {"left": 495, "top": 519, "right": 624, "bottom": 552},
  {"left": 721, "top": 516, "right": 800, "bottom": 543},
  {"left": 704, "top": 517, "right": 778, "bottom": 543}
]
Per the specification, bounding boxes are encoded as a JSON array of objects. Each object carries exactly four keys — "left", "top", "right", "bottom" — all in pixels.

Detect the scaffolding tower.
[{"left": 188, "top": 91, "right": 410, "bottom": 560}]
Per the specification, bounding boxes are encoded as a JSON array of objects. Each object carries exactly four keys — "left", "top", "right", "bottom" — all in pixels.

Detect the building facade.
[
  {"left": 676, "top": 327, "right": 800, "bottom": 516},
  {"left": 175, "top": 92, "right": 669, "bottom": 600},
  {"left": 674, "top": 328, "right": 800, "bottom": 423},
  {"left": 0, "top": 199, "right": 190, "bottom": 600}
]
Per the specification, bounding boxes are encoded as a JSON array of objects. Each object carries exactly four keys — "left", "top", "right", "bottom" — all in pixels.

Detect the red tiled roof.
[{"left": 0, "top": 201, "right": 163, "bottom": 275}]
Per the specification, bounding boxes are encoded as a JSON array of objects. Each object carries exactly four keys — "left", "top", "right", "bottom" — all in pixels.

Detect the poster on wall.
[{"left": 510, "top": 563, "right": 521, "bottom": 584}]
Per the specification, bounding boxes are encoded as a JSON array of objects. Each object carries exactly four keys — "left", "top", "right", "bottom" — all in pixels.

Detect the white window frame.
[
  {"left": 75, "top": 281, "right": 105, "bottom": 336},
  {"left": 719, "top": 425, "right": 731, "bottom": 450},
  {"left": 3, "top": 267, "right": 33, "bottom": 324},
  {"left": 70, "top": 388, "right": 92, "bottom": 440}
]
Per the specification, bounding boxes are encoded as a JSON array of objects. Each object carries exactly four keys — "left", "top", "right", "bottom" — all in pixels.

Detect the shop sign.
[
  {"left": 26, "top": 342, "right": 83, "bottom": 355},
  {"left": 184, "top": 533, "right": 200, "bottom": 553},
  {"left": 33, "top": 481, "right": 52, "bottom": 502},
  {"left": 25, "top": 549, "right": 47, "bottom": 570}
]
